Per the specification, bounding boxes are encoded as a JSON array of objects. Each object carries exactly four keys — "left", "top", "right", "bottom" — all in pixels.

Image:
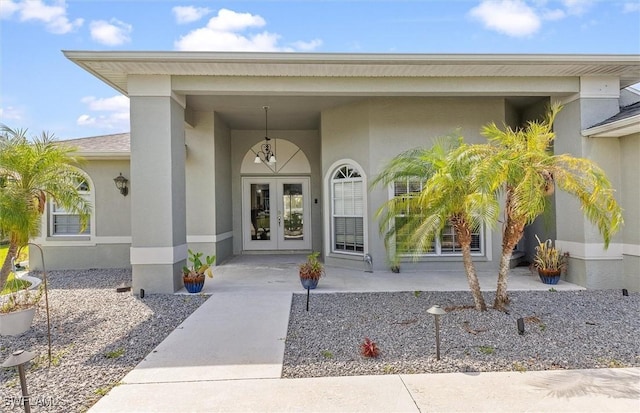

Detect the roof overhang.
[
  {"left": 582, "top": 115, "right": 640, "bottom": 138},
  {"left": 63, "top": 51, "right": 640, "bottom": 96},
  {"left": 72, "top": 151, "right": 130, "bottom": 159}
]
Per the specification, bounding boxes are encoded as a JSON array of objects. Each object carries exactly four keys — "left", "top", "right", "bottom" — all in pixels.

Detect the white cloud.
[
  {"left": 172, "top": 5, "right": 211, "bottom": 24},
  {"left": 206, "top": 8, "right": 265, "bottom": 31},
  {"left": 0, "top": 106, "right": 24, "bottom": 121},
  {"left": 469, "top": 0, "right": 603, "bottom": 37},
  {"left": 77, "top": 95, "right": 129, "bottom": 130},
  {"left": 174, "top": 8, "right": 322, "bottom": 52},
  {"left": 542, "top": 8, "right": 566, "bottom": 20},
  {"left": 561, "top": 0, "right": 594, "bottom": 15},
  {"left": 90, "top": 19, "right": 132, "bottom": 46},
  {"left": 469, "top": 0, "right": 541, "bottom": 37},
  {"left": 0, "top": 1, "right": 20, "bottom": 19},
  {"left": 623, "top": 2, "right": 640, "bottom": 13},
  {"left": 291, "top": 39, "right": 323, "bottom": 51},
  {"left": 0, "top": 0, "right": 83, "bottom": 34}
]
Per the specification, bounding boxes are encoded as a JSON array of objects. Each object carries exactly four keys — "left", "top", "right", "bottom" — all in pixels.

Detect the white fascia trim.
[
  {"left": 130, "top": 244, "right": 188, "bottom": 265},
  {"left": 581, "top": 114, "right": 640, "bottom": 137},
  {"left": 74, "top": 152, "right": 130, "bottom": 160},
  {"left": 555, "top": 240, "right": 624, "bottom": 260},
  {"left": 63, "top": 51, "right": 640, "bottom": 65}
]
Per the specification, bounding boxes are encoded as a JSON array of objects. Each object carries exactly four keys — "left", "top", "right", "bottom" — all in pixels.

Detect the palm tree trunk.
[
  {"left": 494, "top": 243, "right": 514, "bottom": 311},
  {"left": 461, "top": 242, "right": 487, "bottom": 311},
  {"left": 0, "top": 240, "right": 18, "bottom": 288},
  {"left": 494, "top": 214, "right": 525, "bottom": 311},
  {"left": 455, "top": 219, "right": 486, "bottom": 311}
]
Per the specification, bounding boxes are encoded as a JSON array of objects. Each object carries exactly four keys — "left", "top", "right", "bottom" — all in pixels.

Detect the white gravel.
[
  {"left": 1, "top": 269, "right": 208, "bottom": 413},
  {"left": 282, "top": 290, "right": 640, "bottom": 378},
  {"left": 3, "top": 270, "right": 638, "bottom": 412}
]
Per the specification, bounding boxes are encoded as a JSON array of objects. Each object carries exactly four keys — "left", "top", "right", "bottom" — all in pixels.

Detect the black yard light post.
[
  {"left": 2, "top": 349, "right": 37, "bottom": 413},
  {"left": 427, "top": 305, "right": 447, "bottom": 360}
]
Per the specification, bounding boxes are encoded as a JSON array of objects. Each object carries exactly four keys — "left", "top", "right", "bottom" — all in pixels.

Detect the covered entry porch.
[{"left": 62, "top": 51, "right": 639, "bottom": 294}]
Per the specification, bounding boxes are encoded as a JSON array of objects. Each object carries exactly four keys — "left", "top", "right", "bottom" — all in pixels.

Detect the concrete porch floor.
[
  {"left": 187, "top": 253, "right": 584, "bottom": 295},
  {"left": 89, "top": 255, "right": 639, "bottom": 412}
]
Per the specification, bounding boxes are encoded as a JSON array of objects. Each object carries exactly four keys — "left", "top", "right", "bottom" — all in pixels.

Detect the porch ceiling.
[{"left": 187, "top": 95, "right": 364, "bottom": 129}]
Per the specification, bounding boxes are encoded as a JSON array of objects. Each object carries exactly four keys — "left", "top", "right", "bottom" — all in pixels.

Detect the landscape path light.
[
  {"left": 427, "top": 304, "right": 447, "bottom": 360},
  {"left": 2, "top": 349, "right": 37, "bottom": 413}
]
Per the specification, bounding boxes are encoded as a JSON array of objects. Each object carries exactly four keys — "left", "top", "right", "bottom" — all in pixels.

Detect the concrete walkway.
[{"left": 90, "top": 255, "right": 640, "bottom": 412}]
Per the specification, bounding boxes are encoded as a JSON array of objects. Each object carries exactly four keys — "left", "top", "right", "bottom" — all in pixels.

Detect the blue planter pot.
[
  {"left": 300, "top": 278, "right": 319, "bottom": 290},
  {"left": 538, "top": 270, "right": 561, "bottom": 285},
  {"left": 184, "top": 277, "right": 205, "bottom": 293}
]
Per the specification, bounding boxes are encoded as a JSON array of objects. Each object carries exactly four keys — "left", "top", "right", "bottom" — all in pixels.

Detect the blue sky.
[{"left": 1, "top": 0, "right": 639, "bottom": 140}]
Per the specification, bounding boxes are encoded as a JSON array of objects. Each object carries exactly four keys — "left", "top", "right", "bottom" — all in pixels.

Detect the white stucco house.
[{"left": 31, "top": 52, "right": 640, "bottom": 294}]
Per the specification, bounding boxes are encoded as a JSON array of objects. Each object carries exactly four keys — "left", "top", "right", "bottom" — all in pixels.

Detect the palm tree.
[
  {"left": 372, "top": 137, "right": 499, "bottom": 311},
  {"left": 474, "top": 104, "right": 623, "bottom": 310},
  {"left": 0, "top": 125, "right": 91, "bottom": 288}
]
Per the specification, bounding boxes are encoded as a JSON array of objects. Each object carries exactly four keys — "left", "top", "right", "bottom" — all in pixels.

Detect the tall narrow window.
[
  {"left": 331, "top": 165, "right": 364, "bottom": 254},
  {"left": 50, "top": 179, "right": 91, "bottom": 236}
]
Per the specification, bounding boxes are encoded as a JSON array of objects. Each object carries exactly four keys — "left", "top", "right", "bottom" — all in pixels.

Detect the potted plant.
[
  {"left": 533, "top": 235, "right": 567, "bottom": 285},
  {"left": 182, "top": 249, "right": 215, "bottom": 293},
  {"left": 299, "top": 251, "right": 324, "bottom": 290},
  {"left": 0, "top": 274, "right": 43, "bottom": 336}
]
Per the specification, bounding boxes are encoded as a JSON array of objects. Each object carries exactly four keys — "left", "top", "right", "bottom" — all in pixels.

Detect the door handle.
[{"left": 278, "top": 215, "right": 282, "bottom": 226}]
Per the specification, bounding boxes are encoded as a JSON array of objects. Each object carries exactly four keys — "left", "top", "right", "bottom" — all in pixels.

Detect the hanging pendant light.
[{"left": 254, "top": 106, "right": 277, "bottom": 164}]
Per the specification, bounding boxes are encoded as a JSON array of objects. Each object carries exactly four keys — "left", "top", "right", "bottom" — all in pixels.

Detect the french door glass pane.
[
  {"left": 250, "top": 183, "right": 270, "bottom": 241},
  {"left": 283, "top": 183, "right": 304, "bottom": 241}
]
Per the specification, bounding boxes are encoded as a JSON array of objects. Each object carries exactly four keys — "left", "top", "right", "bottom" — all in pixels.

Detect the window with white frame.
[
  {"left": 331, "top": 165, "right": 364, "bottom": 254},
  {"left": 50, "top": 179, "right": 91, "bottom": 236},
  {"left": 393, "top": 178, "right": 482, "bottom": 256}
]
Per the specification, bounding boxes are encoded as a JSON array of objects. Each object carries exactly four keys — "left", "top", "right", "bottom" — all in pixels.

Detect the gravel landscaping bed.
[
  {"left": 282, "top": 290, "right": 640, "bottom": 378},
  {"left": 1, "top": 269, "right": 208, "bottom": 413}
]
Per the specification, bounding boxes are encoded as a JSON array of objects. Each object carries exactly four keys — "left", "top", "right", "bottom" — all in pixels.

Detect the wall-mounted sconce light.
[{"left": 114, "top": 173, "right": 128, "bottom": 196}]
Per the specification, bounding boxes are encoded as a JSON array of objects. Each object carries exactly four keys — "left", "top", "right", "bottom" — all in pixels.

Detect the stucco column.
[
  {"left": 553, "top": 76, "right": 624, "bottom": 288},
  {"left": 128, "top": 75, "right": 187, "bottom": 293}
]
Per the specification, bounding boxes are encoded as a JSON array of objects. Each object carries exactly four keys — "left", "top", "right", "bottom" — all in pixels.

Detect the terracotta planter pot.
[{"left": 538, "top": 269, "right": 562, "bottom": 285}]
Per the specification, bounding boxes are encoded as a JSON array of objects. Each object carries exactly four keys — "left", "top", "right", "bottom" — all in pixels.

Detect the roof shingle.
[{"left": 62, "top": 132, "right": 130, "bottom": 153}]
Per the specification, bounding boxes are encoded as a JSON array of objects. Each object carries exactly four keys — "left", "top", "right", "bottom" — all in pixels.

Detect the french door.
[{"left": 242, "top": 177, "right": 311, "bottom": 251}]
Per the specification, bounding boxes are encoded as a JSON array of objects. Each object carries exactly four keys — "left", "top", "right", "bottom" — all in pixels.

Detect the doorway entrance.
[{"left": 242, "top": 177, "right": 311, "bottom": 251}]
